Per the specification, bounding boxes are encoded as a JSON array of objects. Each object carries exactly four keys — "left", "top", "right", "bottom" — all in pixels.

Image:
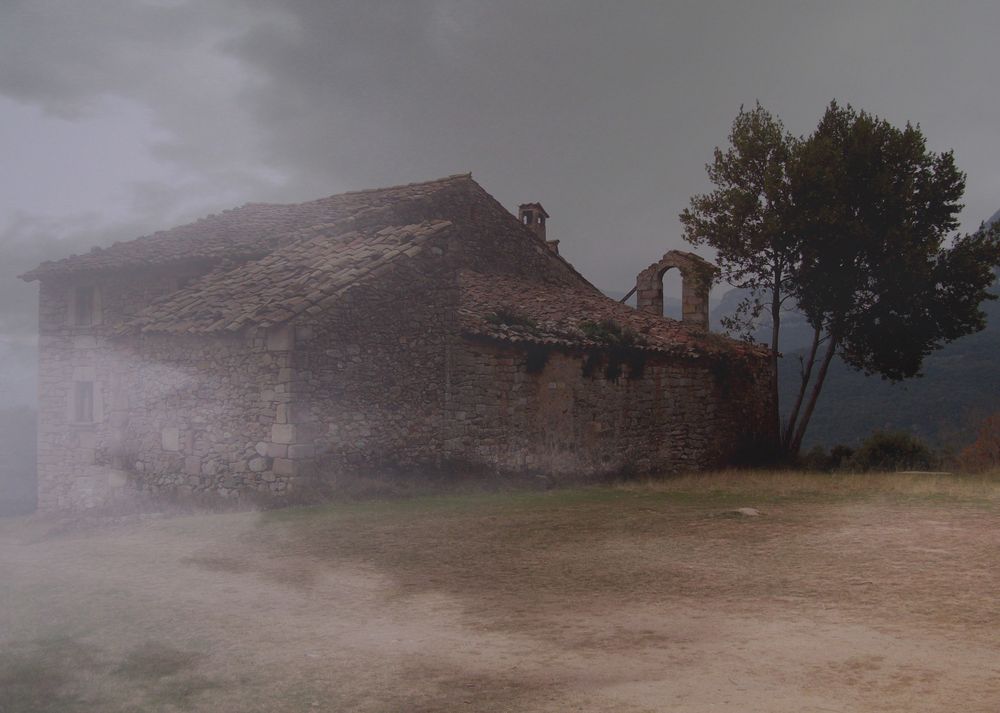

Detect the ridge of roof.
[{"left": 306, "top": 172, "right": 473, "bottom": 200}]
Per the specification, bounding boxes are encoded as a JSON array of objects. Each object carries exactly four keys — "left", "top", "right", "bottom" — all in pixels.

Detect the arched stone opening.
[
  {"left": 660, "top": 266, "right": 683, "bottom": 320},
  {"left": 635, "top": 250, "right": 718, "bottom": 330}
]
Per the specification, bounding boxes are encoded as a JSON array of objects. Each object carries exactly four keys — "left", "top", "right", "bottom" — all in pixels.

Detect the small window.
[
  {"left": 522, "top": 213, "right": 531, "bottom": 225},
  {"left": 74, "top": 286, "right": 95, "bottom": 326},
  {"left": 537, "top": 215, "right": 545, "bottom": 225},
  {"left": 74, "top": 381, "right": 94, "bottom": 423}
]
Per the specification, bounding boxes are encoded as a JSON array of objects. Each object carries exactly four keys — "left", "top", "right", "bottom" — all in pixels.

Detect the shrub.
[
  {"left": 849, "top": 431, "right": 936, "bottom": 472},
  {"left": 797, "top": 443, "right": 854, "bottom": 472},
  {"left": 799, "top": 445, "right": 832, "bottom": 471},
  {"left": 957, "top": 412, "right": 1000, "bottom": 473},
  {"left": 829, "top": 444, "right": 855, "bottom": 470}
]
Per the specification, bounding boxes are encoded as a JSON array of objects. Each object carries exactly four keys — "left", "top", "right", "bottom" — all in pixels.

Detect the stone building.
[{"left": 20, "top": 174, "right": 775, "bottom": 510}]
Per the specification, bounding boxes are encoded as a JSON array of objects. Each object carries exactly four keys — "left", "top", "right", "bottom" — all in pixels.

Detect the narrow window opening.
[
  {"left": 661, "top": 267, "right": 683, "bottom": 320},
  {"left": 74, "top": 286, "right": 95, "bottom": 326},
  {"left": 74, "top": 381, "right": 94, "bottom": 423}
]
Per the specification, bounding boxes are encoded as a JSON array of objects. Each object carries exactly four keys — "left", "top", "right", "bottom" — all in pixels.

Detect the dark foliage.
[
  {"left": 957, "top": 412, "right": 1000, "bottom": 473},
  {"left": 523, "top": 344, "right": 550, "bottom": 374},
  {"left": 578, "top": 320, "right": 647, "bottom": 381},
  {"left": 683, "top": 101, "right": 1000, "bottom": 455},
  {"left": 849, "top": 431, "right": 937, "bottom": 472}
]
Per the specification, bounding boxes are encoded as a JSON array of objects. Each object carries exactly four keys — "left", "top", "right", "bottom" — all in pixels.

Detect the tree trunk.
[
  {"left": 788, "top": 334, "right": 838, "bottom": 455},
  {"left": 782, "top": 325, "right": 821, "bottom": 450},
  {"left": 769, "top": 288, "right": 782, "bottom": 448}
]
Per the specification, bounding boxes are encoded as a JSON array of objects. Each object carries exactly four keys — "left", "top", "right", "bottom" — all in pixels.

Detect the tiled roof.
[
  {"left": 458, "top": 270, "right": 763, "bottom": 358},
  {"left": 23, "top": 172, "right": 753, "bottom": 356},
  {"left": 20, "top": 174, "right": 475, "bottom": 280},
  {"left": 127, "top": 220, "right": 455, "bottom": 334}
]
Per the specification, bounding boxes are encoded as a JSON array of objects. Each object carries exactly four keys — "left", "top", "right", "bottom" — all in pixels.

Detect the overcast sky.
[{"left": 3, "top": 0, "right": 1000, "bottom": 404}]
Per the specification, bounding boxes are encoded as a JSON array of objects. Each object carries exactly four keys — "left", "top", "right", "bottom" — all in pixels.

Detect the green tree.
[
  {"left": 680, "top": 103, "right": 800, "bottom": 441},
  {"left": 682, "top": 101, "right": 1000, "bottom": 456}
]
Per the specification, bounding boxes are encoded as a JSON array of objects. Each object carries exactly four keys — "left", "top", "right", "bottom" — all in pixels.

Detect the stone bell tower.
[{"left": 635, "top": 250, "right": 718, "bottom": 330}]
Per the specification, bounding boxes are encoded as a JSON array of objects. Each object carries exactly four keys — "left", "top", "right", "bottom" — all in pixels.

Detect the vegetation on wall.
[
  {"left": 578, "top": 319, "right": 648, "bottom": 381},
  {"left": 486, "top": 307, "right": 539, "bottom": 332},
  {"left": 523, "top": 343, "right": 551, "bottom": 374},
  {"left": 578, "top": 319, "right": 644, "bottom": 347}
]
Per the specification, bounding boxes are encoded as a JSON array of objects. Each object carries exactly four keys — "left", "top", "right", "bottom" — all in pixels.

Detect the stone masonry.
[
  {"left": 22, "top": 174, "right": 776, "bottom": 510},
  {"left": 636, "top": 250, "right": 719, "bottom": 329}
]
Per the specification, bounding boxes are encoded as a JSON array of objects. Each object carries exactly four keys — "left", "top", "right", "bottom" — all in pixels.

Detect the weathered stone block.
[
  {"left": 266, "top": 324, "right": 294, "bottom": 352},
  {"left": 271, "top": 424, "right": 296, "bottom": 444},
  {"left": 266, "top": 443, "right": 287, "bottom": 459},
  {"left": 273, "top": 458, "right": 297, "bottom": 476},
  {"left": 162, "top": 427, "right": 180, "bottom": 452},
  {"left": 287, "top": 444, "right": 314, "bottom": 459}
]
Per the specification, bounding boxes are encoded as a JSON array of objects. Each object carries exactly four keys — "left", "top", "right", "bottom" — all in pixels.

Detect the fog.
[
  {"left": 4, "top": 5, "right": 1000, "bottom": 709},
  {"left": 4, "top": 1, "right": 1000, "bottom": 408}
]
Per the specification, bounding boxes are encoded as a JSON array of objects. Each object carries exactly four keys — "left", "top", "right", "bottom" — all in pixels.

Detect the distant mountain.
[
  {"left": 709, "top": 288, "right": 815, "bottom": 352},
  {"left": 779, "top": 292, "right": 1000, "bottom": 449},
  {"left": 602, "top": 289, "right": 686, "bottom": 318},
  {"left": 710, "top": 271, "right": 1000, "bottom": 450}
]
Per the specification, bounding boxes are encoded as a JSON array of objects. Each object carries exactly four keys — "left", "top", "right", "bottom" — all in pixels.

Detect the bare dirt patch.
[{"left": 2, "top": 472, "right": 1000, "bottom": 711}]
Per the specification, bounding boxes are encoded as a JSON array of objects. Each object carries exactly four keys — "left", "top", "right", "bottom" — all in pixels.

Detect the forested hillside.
[{"left": 713, "top": 273, "right": 1000, "bottom": 450}]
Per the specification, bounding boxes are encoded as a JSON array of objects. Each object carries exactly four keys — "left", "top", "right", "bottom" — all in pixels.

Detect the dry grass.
[
  {"left": 621, "top": 467, "right": 1000, "bottom": 501},
  {"left": 2, "top": 469, "right": 1000, "bottom": 712}
]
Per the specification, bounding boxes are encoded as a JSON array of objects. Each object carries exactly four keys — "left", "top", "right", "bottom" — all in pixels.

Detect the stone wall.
[
  {"left": 289, "top": 312, "right": 773, "bottom": 483},
  {"left": 291, "top": 247, "right": 461, "bottom": 474},
  {"left": 278, "top": 237, "right": 773, "bottom": 482},
  {"left": 441, "top": 340, "right": 774, "bottom": 477},
  {"left": 36, "top": 261, "right": 775, "bottom": 508},
  {"left": 33, "top": 219, "right": 774, "bottom": 510},
  {"left": 115, "top": 330, "right": 294, "bottom": 498},
  {"left": 35, "top": 267, "right": 208, "bottom": 509},
  {"left": 33, "top": 264, "right": 294, "bottom": 509}
]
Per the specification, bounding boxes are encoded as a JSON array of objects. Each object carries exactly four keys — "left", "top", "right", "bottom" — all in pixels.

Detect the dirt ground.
[{"left": 2, "top": 473, "right": 1000, "bottom": 712}]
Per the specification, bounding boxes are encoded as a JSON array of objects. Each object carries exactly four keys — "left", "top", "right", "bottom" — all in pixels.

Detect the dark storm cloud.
[
  {"left": 6, "top": 0, "right": 1000, "bottom": 283},
  {"left": 219, "top": 0, "right": 1000, "bottom": 287},
  {"left": 3, "top": 0, "right": 1000, "bottom": 405}
]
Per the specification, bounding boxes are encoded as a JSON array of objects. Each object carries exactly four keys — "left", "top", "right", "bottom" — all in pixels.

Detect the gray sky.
[{"left": 3, "top": 0, "right": 1000, "bottom": 404}]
